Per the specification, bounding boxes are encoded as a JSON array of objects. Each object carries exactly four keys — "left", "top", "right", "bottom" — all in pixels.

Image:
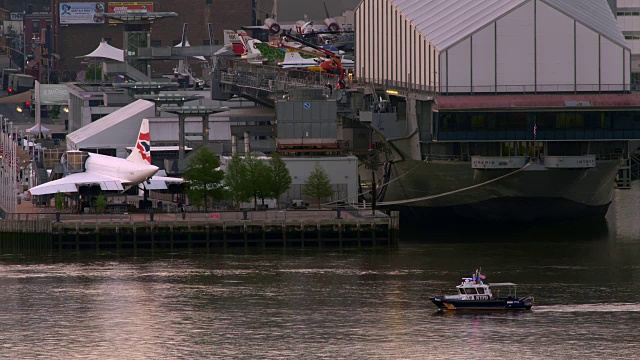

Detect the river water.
[{"left": 1, "top": 188, "right": 640, "bottom": 359}]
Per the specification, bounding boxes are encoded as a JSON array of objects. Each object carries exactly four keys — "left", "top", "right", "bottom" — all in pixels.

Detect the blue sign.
[{"left": 303, "top": 102, "right": 311, "bottom": 110}]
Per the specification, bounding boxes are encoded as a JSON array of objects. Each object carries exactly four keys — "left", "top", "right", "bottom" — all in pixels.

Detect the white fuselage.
[{"left": 85, "top": 153, "right": 158, "bottom": 185}]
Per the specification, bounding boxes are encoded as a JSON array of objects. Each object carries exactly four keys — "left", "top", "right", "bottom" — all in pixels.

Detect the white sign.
[
  {"left": 10, "top": 13, "right": 23, "bottom": 21},
  {"left": 471, "top": 156, "right": 529, "bottom": 169},
  {"left": 543, "top": 156, "right": 596, "bottom": 169},
  {"left": 60, "top": 2, "right": 105, "bottom": 24}
]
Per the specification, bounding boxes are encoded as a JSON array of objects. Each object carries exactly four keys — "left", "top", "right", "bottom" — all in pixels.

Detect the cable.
[{"left": 378, "top": 162, "right": 532, "bottom": 206}]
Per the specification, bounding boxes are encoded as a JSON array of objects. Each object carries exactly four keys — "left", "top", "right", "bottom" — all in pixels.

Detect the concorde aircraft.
[{"left": 28, "top": 119, "right": 183, "bottom": 196}]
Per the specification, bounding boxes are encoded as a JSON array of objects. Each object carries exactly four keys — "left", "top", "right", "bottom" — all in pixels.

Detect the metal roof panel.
[{"left": 389, "top": 0, "right": 627, "bottom": 51}]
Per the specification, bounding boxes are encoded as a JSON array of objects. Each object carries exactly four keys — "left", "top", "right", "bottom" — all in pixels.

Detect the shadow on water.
[{"left": 400, "top": 217, "right": 610, "bottom": 244}]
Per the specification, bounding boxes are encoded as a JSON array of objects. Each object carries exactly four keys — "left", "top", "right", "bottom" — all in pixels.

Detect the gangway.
[{"left": 104, "top": 62, "right": 152, "bottom": 82}]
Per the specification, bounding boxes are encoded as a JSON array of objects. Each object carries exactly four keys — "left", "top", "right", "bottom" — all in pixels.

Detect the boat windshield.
[{"left": 459, "top": 288, "right": 479, "bottom": 294}]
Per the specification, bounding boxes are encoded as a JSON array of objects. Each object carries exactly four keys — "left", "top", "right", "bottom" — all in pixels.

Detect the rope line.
[{"left": 378, "top": 162, "right": 533, "bottom": 206}]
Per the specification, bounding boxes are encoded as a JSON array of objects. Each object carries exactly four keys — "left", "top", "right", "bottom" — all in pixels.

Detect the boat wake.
[{"left": 534, "top": 303, "right": 640, "bottom": 312}]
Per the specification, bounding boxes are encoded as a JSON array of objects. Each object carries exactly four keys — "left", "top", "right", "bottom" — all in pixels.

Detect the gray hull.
[{"left": 377, "top": 159, "right": 619, "bottom": 223}]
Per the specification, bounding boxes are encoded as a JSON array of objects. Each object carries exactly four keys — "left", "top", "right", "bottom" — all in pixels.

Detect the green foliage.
[
  {"left": 48, "top": 106, "right": 60, "bottom": 120},
  {"left": 95, "top": 194, "right": 107, "bottom": 214},
  {"left": 224, "top": 154, "right": 251, "bottom": 209},
  {"left": 184, "top": 148, "right": 225, "bottom": 212},
  {"left": 303, "top": 162, "right": 334, "bottom": 208},
  {"left": 268, "top": 153, "right": 292, "bottom": 209},
  {"left": 254, "top": 43, "right": 318, "bottom": 62},
  {"left": 54, "top": 192, "right": 64, "bottom": 211},
  {"left": 244, "top": 153, "right": 272, "bottom": 209},
  {"left": 84, "top": 64, "right": 111, "bottom": 82},
  {"left": 85, "top": 64, "right": 103, "bottom": 82}
]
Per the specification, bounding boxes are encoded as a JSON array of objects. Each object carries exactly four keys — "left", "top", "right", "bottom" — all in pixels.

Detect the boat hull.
[
  {"left": 376, "top": 157, "right": 619, "bottom": 223},
  {"left": 431, "top": 297, "right": 533, "bottom": 311}
]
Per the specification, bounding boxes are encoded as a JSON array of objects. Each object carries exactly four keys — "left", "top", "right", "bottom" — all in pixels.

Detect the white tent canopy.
[
  {"left": 77, "top": 39, "right": 124, "bottom": 62},
  {"left": 25, "top": 124, "right": 50, "bottom": 133}
]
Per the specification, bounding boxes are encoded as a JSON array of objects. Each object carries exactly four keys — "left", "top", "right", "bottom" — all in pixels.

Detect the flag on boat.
[{"left": 480, "top": 274, "right": 486, "bottom": 280}]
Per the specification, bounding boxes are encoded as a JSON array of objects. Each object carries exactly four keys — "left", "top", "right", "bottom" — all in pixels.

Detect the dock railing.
[{"left": 1, "top": 208, "right": 391, "bottom": 224}]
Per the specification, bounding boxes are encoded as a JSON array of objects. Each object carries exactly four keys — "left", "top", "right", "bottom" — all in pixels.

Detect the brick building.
[{"left": 50, "top": 0, "right": 255, "bottom": 77}]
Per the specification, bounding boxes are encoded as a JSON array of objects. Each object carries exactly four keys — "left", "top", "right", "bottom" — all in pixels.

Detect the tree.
[
  {"left": 84, "top": 64, "right": 107, "bottom": 82},
  {"left": 48, "top": 106, "right": 61, "bottom": 120},
  {"left": 184, "top": 148, "right": 225, "bottom": 212},
  {"left": 95, "top": 194, "right": 107, "bottom": 214},
  {"left": 55, "top": 192, "right": 64, "bottom": 211},
  {"left": 224, "top": 154, "right": 251, "bottom": 209},
  {"left": 244, "top": 153, "right": 272, "bottom": 209},
  {"left": 268, "top": 153, "right": 292, "bottom": 209},
  {"left": 303, "top": 162, "right": 334, "bottom": 208}
]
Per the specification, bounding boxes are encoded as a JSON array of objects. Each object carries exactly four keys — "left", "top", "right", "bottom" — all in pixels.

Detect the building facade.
[
  {"left": 616, "top": 0, "right": 640, "bottom": 83},
  {"left": 355, "top": 0, "right": 631, "bottom": 94}
]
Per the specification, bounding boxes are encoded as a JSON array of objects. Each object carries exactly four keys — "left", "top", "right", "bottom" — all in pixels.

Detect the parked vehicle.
[
  {"left": 288, "top": 199, "right": 309, "bottom": 209},
  {"left": 8, "top": 74, "right": 35, "bottom": 95},
  {"left": 2, "top": 68, "right": 19, "bottom": 91}
]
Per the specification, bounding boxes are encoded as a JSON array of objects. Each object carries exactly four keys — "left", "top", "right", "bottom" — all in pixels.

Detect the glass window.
[
  {"left": 465, "top": 288, "right": 477, "bottom": 294},
  {"left": 556, "top": 113, "right": 566, "bottom": 129},
  {"left": 32, "top": 21, "right": 40, "bottom": 34},
  {"left": 478, "top": 287, "right": 485, "bottom": 294},
  {"left": 471, "top": 114, "right": 487, "bottom": 129},
  {"left": 458, "top": 288, "right": 465, "bottom": 294}
]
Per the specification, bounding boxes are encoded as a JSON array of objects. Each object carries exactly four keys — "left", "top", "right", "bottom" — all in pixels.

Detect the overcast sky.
[{"left": 257, "top": 0, "right": 361, "bottom": 21}]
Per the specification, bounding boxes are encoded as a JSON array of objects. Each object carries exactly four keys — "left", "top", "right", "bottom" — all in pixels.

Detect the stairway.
[{"left": 103, "top": 62, "right": 152, "bottom": 82}]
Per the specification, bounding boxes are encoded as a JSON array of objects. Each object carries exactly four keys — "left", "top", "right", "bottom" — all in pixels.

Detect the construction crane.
[{"left": 279, "top": 33, "right": 346, "bottom": 89}]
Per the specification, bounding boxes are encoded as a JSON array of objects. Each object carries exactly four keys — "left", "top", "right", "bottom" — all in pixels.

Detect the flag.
[
  {"left": 480, "top": 274, "right": 486, "bottom": 280},
  {"left": 533, "top": 123, "right": 537, "bottom": 140}
]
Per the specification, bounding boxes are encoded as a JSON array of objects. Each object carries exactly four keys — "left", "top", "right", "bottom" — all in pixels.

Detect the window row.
[{"left": 437, "top": 111, "right": 640, "bottom": 132}]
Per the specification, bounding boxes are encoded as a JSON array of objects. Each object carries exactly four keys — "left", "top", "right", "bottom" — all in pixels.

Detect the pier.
[{"left": 0, "top": 210, "right": 399, "bottom": 255}]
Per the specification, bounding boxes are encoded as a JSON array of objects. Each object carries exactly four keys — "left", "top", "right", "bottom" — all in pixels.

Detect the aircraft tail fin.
[
  {"left": 245, "top": 39, "right": 263, "bottom": 59},
  {"left": 224, "top": 30, "right": 246, "bottom": 55},
  {"left": 127, "top": 119, "right": 152, "bottom": 165},
  {"left": 237, "top": 30, "right": 253, "bottom": 45},
  {"left": 283, "top": 51, "right": 305, "bottom": 63}
]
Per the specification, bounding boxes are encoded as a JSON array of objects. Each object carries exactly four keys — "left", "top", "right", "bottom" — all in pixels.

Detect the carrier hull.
[{"left": 377, "top": 158, "right": 620, "bottom": 223}]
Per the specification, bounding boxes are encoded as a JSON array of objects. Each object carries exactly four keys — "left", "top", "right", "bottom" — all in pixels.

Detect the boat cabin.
[
  {"left": 456, "top": 277, "right": 493, "bottom": 301},
  {"left": 454, "top": 276, "right": 520, "bottom": 301}
]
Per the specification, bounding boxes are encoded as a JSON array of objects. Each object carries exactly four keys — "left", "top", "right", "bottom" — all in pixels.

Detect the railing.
[
  {"left": 1, "top": 208, "right": 390, "bottom": 224},
  {"left": 423, "top": 154, "right": 471, "bottom": 162},
  {"left": 424, "top": 153, "right": 623, "bottom": 163},
  {"left": 440, "top": 84, "right": 630, "bottom": 95},
  {"left": 352, "top": 79, "right": 631, "bottom": 95}
]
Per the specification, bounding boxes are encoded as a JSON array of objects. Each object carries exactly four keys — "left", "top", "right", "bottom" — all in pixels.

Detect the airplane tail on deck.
[
  {"left": 282, "top": 51, "right": 305, "bottom": 64},
  {"left": 127, "top": 119, "right": 152, "bottom": 165},
  {"left": 223, "top": 30, "right": 246, "bottom": 55}
]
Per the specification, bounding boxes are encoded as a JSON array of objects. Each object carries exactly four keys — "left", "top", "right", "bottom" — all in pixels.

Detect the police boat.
[{"left": 431, "top": 269, "right": 534, "bottom": 311}]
